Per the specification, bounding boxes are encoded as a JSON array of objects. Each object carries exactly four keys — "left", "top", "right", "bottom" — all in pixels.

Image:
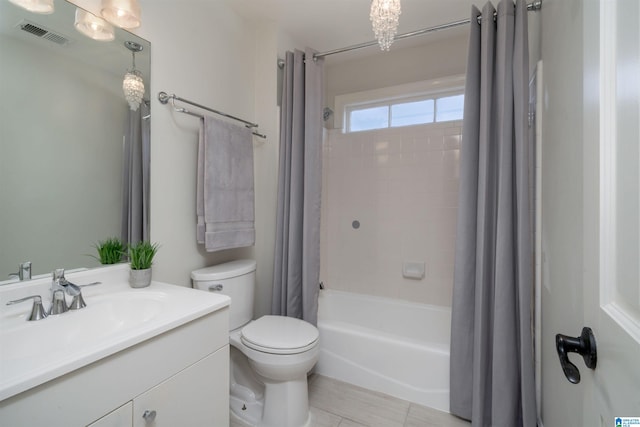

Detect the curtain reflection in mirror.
[{"left": 121, "top": 101, "right": 150, "bottom": 247}]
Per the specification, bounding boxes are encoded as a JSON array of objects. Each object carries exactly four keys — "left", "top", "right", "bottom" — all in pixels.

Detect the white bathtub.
[{"left": 316, "top": 289, "right": 451, "bottom": 412}]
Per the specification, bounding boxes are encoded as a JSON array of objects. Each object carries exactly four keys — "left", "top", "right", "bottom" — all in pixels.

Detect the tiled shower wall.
[{"left": 320, "top": 122, "right": 462, "bottom": 307}]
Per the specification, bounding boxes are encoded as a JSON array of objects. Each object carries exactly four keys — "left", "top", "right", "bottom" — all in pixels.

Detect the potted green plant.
[
  {"left": 128, "top": 241, "right": 160, "bottom": 288},
  {"left": 91, "top": 237, "right": 125, "bottom": 265}
]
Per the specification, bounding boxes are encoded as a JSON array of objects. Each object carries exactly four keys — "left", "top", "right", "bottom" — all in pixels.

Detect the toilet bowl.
[
  {"left": 231, "top": 316, "right": 319, "bottom": 426},
  {"left": 191, "top": 260, "right": 319, "bottom": 427}
]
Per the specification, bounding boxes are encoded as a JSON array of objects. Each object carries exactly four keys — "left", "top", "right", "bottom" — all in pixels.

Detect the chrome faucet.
[
  {"left": 6, "top": 270, "right": 101, "bottom": 321},
  {"left": 8, "top": 261, "right": 32, "bottom": 281},
  {"left": 51, "top": 268, "right": 81, "bottom": 297},
  {"left": 50, "top": 269, "right": 101, "bottom": 312},
  {"left": 6, "top": 295, "right": 48, "bottom": 321},
  {"left": 19, "top": 261, "right": 32, "bottom": 280}
]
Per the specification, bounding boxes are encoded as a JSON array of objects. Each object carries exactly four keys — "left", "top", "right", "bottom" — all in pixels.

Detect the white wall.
[
  {"left": 538, "top": 0, "right": 585, "bottom": 425},
  {"left": 138, "top": 0, "right": 258, "bottom": 288},
  {"left": 68, "top": 1, "right": 278, "bottom": 319},
  {"left": 325, "top": 33, "right": 469, "bottom": 120},
  {"left": 251, "top": 22, "right": 281, "bottom": 317}
]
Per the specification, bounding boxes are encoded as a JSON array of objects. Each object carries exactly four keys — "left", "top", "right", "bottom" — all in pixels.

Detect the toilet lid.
[{"left": 241, "top": 315, "right": 319, "bottom": 355}]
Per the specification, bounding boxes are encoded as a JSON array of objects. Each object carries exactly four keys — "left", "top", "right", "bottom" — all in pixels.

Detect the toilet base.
[
  {"left": 228, "top": 322, "right": 318, "bottom": 427},
  {"left": 261, "top": 376, "right": 311, "bottom": 427},
  {"left": 230, "top": 377, "right": 312, "bottom": 427},
  {"left": 230, "top": 391, "right": 262, "bottom": 426}
]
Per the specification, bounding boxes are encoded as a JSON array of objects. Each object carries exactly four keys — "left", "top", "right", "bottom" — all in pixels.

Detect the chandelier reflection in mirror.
[
  {"left": 123, "top": 41, "right": 144, "bottom": 111},
  {"left": 74, "top": 8, "right": 115, "bottom": 41},
  {"left": 101, "top": 0, "right": 141, "bottom": 29},
  {"left": 370, "top": 0, "right": 401, "bottom": 51},
  {"left": 8, "top": 0, "right": 54, "bottom": 14}
]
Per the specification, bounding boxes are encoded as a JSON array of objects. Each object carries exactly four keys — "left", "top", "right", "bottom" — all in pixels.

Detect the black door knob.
[{"left": 555, "top": 327, "right": 597, "bottom": 384}]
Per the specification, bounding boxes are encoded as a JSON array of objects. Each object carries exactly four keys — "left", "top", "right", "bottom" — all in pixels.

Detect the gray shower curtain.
[
  {"left": 449, "top": 1, "right": 536, "bottom": 426},
  {"left": 272, "top": 49, "right": 324, "bottom": 325},
  {"left": 121, "top": 102, "right": 150, "bottom": 246}
]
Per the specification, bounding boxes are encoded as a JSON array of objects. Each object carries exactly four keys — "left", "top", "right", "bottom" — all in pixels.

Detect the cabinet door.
[
  {"left": 87, "top": 402, "right": 133, "bottom": 427},
  {"left": 133, "top": 345, "right": 229, "bottom": 427}
]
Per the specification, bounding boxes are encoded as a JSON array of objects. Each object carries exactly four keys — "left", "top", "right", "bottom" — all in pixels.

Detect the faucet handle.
[
  {"left": 19, "top": 261, "right": 32, "bottom": 280},
  {"left": 69, "top": 282, "right": 101, "bottom": 310},
  {"left": 8, "top": 261, "right": 32, "bottom": 281},
  {"left": 69, "top": 293, "right": 87, "bottom": 310},
  {"left": 79, "top": 281, "right": 102, "bottom": 288},
  {"left": 6, "top": 295, "right": 48, "bottom": 321},
  {"left": 49, "top": 290, "right": 68, "bottom": 315},
  {"left": 53, "top": 268, "right": 65, "bottom": 282}
]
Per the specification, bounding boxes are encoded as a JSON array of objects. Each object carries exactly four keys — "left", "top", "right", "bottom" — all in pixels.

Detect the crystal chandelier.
[
  {"left": 370, "top": 0, "right": 401, "bottom": 51},
  {"left": 123, "top": 41, "right": 145, "bottom": 111}
]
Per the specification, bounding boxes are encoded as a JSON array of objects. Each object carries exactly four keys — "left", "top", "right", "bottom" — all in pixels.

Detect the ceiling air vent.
[{"left": 17, "top": 20, "right": 70, "bottom": 46}]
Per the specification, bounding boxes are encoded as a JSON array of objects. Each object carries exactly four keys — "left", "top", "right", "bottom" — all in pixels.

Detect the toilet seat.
[{"left": 241, "top": 315, "right": 319, "bottom": 355}]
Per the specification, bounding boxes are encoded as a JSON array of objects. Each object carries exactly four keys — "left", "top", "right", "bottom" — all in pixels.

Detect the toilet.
[{"left": 191, "top": 260, "right": 319, "bottom": 427}]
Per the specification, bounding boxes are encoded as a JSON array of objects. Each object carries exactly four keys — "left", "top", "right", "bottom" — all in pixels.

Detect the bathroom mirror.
[{"left": 0, "top": 0, "right": 151, "bottom": 282}]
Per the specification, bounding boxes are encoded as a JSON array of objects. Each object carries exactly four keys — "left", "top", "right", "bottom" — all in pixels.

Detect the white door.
[
  {"left": 583, "top": 0, "right": 640, "bottom": 423},
  {"left": 541, "top": 0, "right": 640, "bottom": 426}
]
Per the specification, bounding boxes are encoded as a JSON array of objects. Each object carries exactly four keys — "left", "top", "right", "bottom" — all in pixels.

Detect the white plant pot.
[{"left": 129, "top": 268, "right": 152, "bottom": 288}]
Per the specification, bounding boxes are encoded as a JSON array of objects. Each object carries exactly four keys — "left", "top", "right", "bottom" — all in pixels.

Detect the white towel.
[{"left": 197, "top": 115, "right": 255, "bottom": 252}]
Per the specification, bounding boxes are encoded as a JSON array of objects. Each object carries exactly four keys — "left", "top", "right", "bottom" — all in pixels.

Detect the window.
[
  {"left": 350, "top": 105, "right": 389, "bottom": 132},
  {"left": 346, "top": 93, "right": 464, "bottom": 133},
  {"left": 391, "top": 99, "right": 434, "bottom": 127},
  {"left": 436, "top": 94, "right": 464, "bottom": 122},
  {"left": 335, "top": 76, "right": 466, "bottom": 133}
]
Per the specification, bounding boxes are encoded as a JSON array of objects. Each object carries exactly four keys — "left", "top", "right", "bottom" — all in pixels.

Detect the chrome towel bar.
[{"left": 158, "top": 91, "right": 266, "bottom": 139}]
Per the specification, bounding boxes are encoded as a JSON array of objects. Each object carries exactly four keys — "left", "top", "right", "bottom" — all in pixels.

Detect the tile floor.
[{"left": 230, "top": 374, "right": 470, "bottom": 427}]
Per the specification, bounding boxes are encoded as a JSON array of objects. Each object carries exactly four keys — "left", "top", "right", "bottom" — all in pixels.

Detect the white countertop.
[{"left": 0, "top": 264, "right": 230, "bottom": 401}]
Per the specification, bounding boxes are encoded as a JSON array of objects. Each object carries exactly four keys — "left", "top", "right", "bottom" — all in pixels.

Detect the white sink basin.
[{"left": 0, "top": 264, "right": 230, "bottom": 401}]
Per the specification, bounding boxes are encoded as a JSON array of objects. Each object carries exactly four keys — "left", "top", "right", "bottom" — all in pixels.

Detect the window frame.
[{"left": 335, "top": 75, "right": 465, "bottom": 133}]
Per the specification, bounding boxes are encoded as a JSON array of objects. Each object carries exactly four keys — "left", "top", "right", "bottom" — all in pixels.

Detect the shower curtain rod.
[
  {"left": 158, "top": 91, "right": 267, "bottom": 139},
  {"left": 277, "top": 0, "right": 541, "bottom": 66}
]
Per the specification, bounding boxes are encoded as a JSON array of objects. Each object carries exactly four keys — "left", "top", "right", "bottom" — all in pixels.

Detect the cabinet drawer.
[
  {"left": 87, "top": 402, "right": 133, "bottom": 427},
  {"left": 133, "top": 346, "right": 229, "bottom": 427}
]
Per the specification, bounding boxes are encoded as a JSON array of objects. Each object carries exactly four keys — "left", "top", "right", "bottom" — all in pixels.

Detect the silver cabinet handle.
[
  {"left": 208, "top": 284, "right": 223, "bottom": 292},
  {"left": 142, "top": 409, "right": 157, "bottom": 421}
]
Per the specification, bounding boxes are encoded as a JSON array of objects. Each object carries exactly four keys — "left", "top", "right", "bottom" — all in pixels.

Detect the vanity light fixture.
[
  {"left": 101, "top": 0, "right": 141, "bottom": 29},
  {"left": 74, "top": 9, "right": 114, "bottom": 42},
  {"left": 123, "top": 41, "right": 145, "bottom": 111},
  {"left": 8, "top": 0, "right": 54, "bottom": 14},
  {"left": 370, "top": 0, "right": 401, "bottom": 51}
]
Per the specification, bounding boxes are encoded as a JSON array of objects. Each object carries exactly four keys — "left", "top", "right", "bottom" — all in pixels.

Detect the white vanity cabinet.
[
  {"left": 87, "top": 403, "right": 133, "bottom": 427},
  {"left": 131, "top": 347, "right": 228, "bottom": 426},
  {"left": 87, "top": 347, "right": 229, "bottom": 427},
  {"left": 0, "top": 306, "right": 230, "bottom": 427}
]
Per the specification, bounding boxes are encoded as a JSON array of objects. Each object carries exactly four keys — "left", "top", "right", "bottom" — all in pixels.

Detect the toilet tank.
[{"left": 191, "top": 259, "right": 256, "bottom": 331}]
